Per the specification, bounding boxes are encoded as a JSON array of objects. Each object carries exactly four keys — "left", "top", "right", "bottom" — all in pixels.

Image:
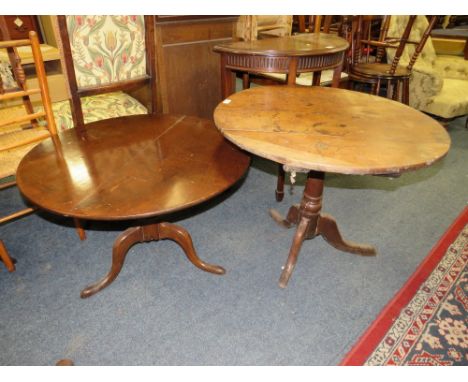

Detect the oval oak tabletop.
[
  {"left": 213, "top": 86, "right": 450, "bottom": 175},
  {"left": 16, "top": 114, "right": 250, "bottom": 221},
  {"left": 213, "top": 33, "right": 349, "bottom": 56}
]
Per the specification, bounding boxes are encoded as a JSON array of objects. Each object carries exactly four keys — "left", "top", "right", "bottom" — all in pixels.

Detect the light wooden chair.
[{"left": 0, "top": 31, "right": 57, "bottom": 271}]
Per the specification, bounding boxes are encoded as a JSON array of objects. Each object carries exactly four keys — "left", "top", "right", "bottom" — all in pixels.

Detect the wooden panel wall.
[{"left": 154, "top": 16, "right": 238, "bottom": 119}]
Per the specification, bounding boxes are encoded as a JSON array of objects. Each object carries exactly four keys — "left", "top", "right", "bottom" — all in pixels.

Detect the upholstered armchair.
[{"left": 387, "top": 15, "right": 468, "bottom": 122}]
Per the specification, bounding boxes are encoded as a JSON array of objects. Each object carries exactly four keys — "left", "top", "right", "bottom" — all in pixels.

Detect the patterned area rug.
[{"left": 341, "top": 207, "right": 468, "bottom": 365}]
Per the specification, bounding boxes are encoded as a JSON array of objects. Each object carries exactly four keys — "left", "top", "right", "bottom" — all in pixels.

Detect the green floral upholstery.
[
  {"left": 49, "top": 91, "right": 147, "bottom": 131},
  {"left": 66, "top": 15, "right": 147, "bottom": 88},
  {"left": 0, "top": 60, "right": 17, "bottom": 89},
  {"left": 388, "top": 16, "right": 468, "bottom": 119}
]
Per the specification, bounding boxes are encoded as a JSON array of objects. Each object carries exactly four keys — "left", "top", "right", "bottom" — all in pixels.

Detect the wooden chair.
[
  {"left": 0, "top": 31, "right": 58, "bottom": 271},
  {"left": 348, "top": 15, "right": 437, "bottom": 105},
  {"left": 387, "top": 15, "right": 468, "bottom": 126},
  {"left": 55, "top": 16, "right": 158, "bottom": 239},
  {"left": 296, "top": 15, "right": 343, "bottom": 34},
  {"left": 56, "top": 15, "right": 157, "bottom": 133}
]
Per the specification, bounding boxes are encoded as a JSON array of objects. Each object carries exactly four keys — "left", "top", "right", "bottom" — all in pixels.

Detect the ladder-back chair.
[{"left": 0, "top": 31, "right": 57, "bottom": 271}]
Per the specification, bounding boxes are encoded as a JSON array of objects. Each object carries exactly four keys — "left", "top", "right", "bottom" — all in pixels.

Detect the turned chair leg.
[
  {"left": 0, "top": 240, "right": 16, "bottom": 272},
  {"left": 402, "top": 78, "right": 410, "bottom": 105}
]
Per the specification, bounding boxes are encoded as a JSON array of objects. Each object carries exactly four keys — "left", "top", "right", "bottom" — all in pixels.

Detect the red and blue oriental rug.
[{"left": 341, "top": 206, "right": 468, "bottom": 365}]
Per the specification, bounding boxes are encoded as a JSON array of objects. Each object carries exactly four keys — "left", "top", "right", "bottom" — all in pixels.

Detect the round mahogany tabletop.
[
  {"left": 214, "top": 86, "right": 450, "bottom": 175},
  {"left": 17, "top": 114, "right": 250, "bottom": 221},
  {"left": 213, "top": 33, "right": 349, "bottom": 57}
]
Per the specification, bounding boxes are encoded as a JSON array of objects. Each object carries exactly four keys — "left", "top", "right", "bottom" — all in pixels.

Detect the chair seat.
[
  {"left": 52, "top": 91, "right": 148, "bottom": 131},
  {"left": 0, "top": 130, "right": 49, "bottom": 178},
  {"left": 259, "top": 70, "right": 348, "bottom": 86},
  {"left": 422, "top": 78, "right": 468, "bottom": 119},
  {"left": 0, "top": 91, "right": 148, "bottom": 177},
  {"left": 351, "top": 63, "right": 411, "bottom": 79}
]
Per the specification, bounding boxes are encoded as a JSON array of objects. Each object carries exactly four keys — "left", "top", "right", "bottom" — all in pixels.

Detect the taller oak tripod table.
[
  {"left": 16, "top": 114, "right": 250, "bottom": 298},
  {"left": 214, "top": 86, "right": 451, "bottom": 287}
]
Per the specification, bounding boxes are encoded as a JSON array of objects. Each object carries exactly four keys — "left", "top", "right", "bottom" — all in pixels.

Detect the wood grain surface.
[
  {"left": 16, "top": 114, "right": 250, "bottom": 220},
  {"left": 213, "top": 32, "right": 349, "bottom": 56},
  {"left": 214, "top": 86, "right": 450, "bottom": 175}
]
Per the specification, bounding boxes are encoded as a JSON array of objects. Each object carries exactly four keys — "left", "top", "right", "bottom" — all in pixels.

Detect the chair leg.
[
  {"left": 375, "top": 79, "right": 381, "bottom": 96},
  {"left": 0, "top": 240, "right": 15, "bottom": 272},
  {"left": 74, "top": 218, "right": 87, "bottom": 241},
  {"left": 386, "top": 79, "right": 392, "bottom": 99},
  {"left": 242, "top": 73, "right": 250, "bottom": 90},
  {"left": 393, "top": 80, "right": 401, "bottom": 102},
  {"left": 402, "top": 78, "right": 410, "bottom": 105}
]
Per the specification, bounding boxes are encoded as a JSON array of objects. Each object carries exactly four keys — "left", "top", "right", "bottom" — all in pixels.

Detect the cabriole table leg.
[{"left": 80, "top": 222, "right": 225, "bottom": 298}]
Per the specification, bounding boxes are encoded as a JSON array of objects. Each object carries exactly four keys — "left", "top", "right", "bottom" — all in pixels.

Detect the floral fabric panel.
[
  {"left": 66, "top": 15, "right": 147, "bottom": 88},
  {"left": 49, "top": 91, "right": 147, "bottom": 131},
  {"left": 0, "top": 59, "right": 17, "bottom": 90}
]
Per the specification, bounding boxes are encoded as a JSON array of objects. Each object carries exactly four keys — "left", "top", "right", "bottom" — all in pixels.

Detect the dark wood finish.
[
  {"left": 214, "top": 86, "right": 450, "bottom": 287},
  {"left": 16, "top": 114, "right": 250, "bottom": 297},
  {"left": 214, "top": 32, "right": 349, "bottom": 201},
  {"left": 80, "top": 222, "right": 225, "bottom": 298},
  {"left": 270, "top": 171, "right": 376, "bottom": 287},
  {"left": 56, "top": 16, "right": 157, "bottom": 132},
  {"left": 214, "top": 32, "right": 349, "bottom": 97},
  {"left": 0, "top": 16, "right": 43, "bottom": 42},
  {"left": 154, "top": 16, "right": 237, "bottom": 119}
]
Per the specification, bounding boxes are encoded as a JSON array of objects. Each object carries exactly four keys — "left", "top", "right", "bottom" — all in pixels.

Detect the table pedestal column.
[
  {"left": 270, "top": 171, "right": 376, "bottom": 288},
  {"left": 80, "top": 222, "right": 225, "bottom": 298}
]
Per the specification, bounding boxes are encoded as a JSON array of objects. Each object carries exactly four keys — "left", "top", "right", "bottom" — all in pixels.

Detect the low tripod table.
[
  {"left": 214, "top": 86, "right": 450, "bottom": 287},
  {"left": 16, "top": 114, "right": 250, "bottom": 297}
]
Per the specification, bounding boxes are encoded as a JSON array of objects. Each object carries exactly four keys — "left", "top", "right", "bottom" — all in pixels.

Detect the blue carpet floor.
[{"left": 0, "top": 117, "right": 467, "bottom": 365}]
